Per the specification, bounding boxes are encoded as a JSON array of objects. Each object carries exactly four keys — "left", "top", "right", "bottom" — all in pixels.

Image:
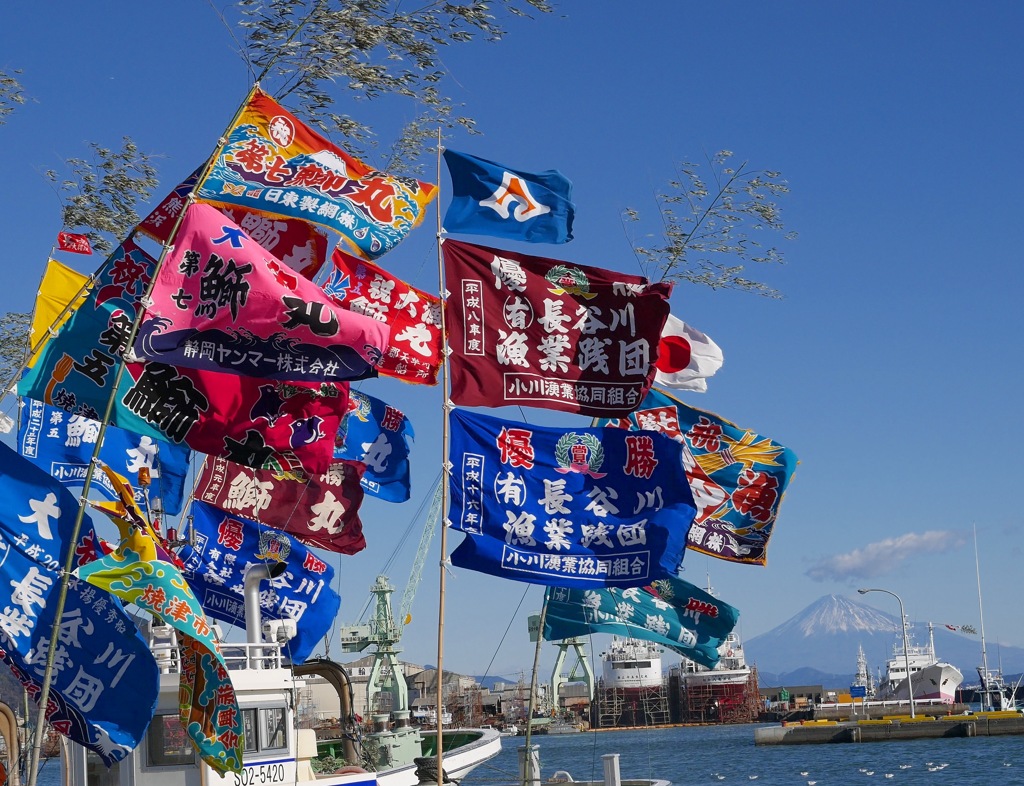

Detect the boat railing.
[{"left": 149, "top": 637, "right": 287, "bottom": 674}]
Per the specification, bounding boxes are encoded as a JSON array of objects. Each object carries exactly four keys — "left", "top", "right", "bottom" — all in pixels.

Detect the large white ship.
[
  {"left": 601, "top": 636, "right": 664, "bottom": 689},
  {"left": 675, "top": 630, "right": 760, "bottom": 723},
  {"left": 679, "top": 630, "right": 751, "bottom": 690},
  {"left": 874, "top": 622, "right": 963, "bottom": 703}
]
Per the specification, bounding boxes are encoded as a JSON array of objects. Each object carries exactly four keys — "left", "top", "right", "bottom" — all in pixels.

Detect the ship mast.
[{"left": 973, "top": 524, "right": 994, "bottom": 711}]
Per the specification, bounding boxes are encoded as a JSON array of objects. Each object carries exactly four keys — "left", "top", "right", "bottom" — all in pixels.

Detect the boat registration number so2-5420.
[{"left": 231, "top": 761, "right": 291, "bottom": 786}]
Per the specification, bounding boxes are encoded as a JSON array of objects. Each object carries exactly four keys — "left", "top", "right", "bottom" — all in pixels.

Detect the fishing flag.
[
  {"left": 78, "top": 541, "right": 244, "bottom": 774},
  {"left": 193, "top": 457, "right": 366, "bottom": 555},
  {"left": 139, "top": 167, "right": 329, "bottom": 281},
  {"left": 17, "top": 398, "right": 191, "bottom": 516},
  {"left": 19, "top": 238, "right": 156, "bottom": 419},
  {"left": 57, "top": 231, "right": 92, "bottom": 255},
  {"left": 442, "top": 149, "right": 575, "bottom": 243},
  {"left": 542, "top": 577, "right": 740, "bottom": 669},
  {"left": 600, "top": 387, "right": 798, "bottom": 566},
  {"left": 28, "top": 258, "right": 90, "bottom": 367},
  {"left": 132, "top": 202, "right": 389, "bottom": 383},
  {"left": 334, "top": 390, "right": 413, "bottom": 503},
  {"left": 197, "top": 89, "right": 437, "bottom": 260},
  {"left": 177, "top": 500, "right": 342, "bottom": 664},
  {"left": 654, "top": 314, "right": 724, "bottom": 393},
  {"left": 442, "top": 239, "right": 672, "bottom": 416},
  {"left": 18, "top": 238, "right": 349, "bottom": 474},
  {"left": 447, "top": 409, "right": 696, "bottom": 588},
  {"left": 324, "top": 249, "right": 442, "bottom": 385},
  {"left": 0, "top": 442, "right": 159, "bottom": 765}
]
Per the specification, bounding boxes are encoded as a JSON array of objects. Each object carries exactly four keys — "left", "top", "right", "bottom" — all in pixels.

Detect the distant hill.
[{"left": 744, "top": 594, "right": 1024, "bottom": 688}]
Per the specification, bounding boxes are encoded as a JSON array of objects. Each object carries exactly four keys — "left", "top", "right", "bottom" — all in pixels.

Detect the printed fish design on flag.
[
  {"left": 198, "top": 89, "right": 436, "bottom": 260},
  {"left": 598, "top": 387, "right": 798, "bottom": 566},
  {"left": 132, "top": 202, "right": 389, "bottom": 384}
]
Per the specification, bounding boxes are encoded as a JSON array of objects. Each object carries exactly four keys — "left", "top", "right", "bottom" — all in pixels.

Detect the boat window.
[
  {"left": 147, "top": 713, "right": 196, "bottom": 767},
  {"left": 242, "top": 708, "right": 259, "bottom": 753},
  {"left": 261, "top": 707, "right": 287, "bottom": 750}
]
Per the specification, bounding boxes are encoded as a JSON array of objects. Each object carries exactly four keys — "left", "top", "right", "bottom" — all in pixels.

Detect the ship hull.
[{"left": 876, "top": 663, "right": 963, "bottom": 703}]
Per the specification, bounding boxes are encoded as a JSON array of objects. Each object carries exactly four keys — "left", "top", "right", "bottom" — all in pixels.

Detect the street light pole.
[{"left": 858, "top": 588, "right": 916, "bottom": 719}]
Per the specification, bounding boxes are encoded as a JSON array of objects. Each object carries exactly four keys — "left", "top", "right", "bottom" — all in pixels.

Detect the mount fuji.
[{"left": 743, "top": 595, "right": 1024, "bottom": 688}]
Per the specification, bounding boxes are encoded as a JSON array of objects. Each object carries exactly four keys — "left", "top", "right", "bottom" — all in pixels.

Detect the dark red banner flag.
[
  {"left": 442, "top": 238, "right": 672, "bottom": 416},
  {"left": 194, "top": 455, "right": 366, "bottom": 555}
]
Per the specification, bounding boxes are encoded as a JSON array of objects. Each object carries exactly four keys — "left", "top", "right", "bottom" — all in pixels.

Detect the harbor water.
[{"left": 461, "top": 724, "right": 1024, "bottom": 786}]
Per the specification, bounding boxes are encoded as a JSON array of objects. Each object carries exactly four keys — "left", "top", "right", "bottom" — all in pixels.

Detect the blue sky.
[{"left": 2, "top": 2, "right": 1022, "bottom": 680}]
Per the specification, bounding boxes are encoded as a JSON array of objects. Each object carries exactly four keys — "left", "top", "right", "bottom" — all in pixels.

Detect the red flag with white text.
[
  {"left": 324, "top": 249, "right": 442, "bottom": 385},
  {"left": 442, "top": 238, "right": 672, "bottom": 416},
  {"left": 57, "top": 231, "right": 92, "bottom": 255}
]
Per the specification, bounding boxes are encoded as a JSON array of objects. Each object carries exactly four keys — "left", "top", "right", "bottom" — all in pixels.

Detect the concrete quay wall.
[{"left": 754, "top": 712, "right": 1024, "bottom": 745}]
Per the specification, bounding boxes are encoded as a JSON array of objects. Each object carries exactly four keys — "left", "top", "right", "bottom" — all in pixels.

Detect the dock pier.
[{"left": 754, "top": 711, "right": 1024, "bottom": 745}]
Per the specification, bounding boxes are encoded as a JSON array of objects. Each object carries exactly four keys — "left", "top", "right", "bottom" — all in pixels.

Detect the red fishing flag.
[
  {"left": 119, "top": 363, "right": 350, "bottom": 476},
  {"left": 194, "top": 456, "right": 366, "bottom": 555},
  {"left": 57, "top": 231, "right": 93, "bottom": 255},
  {"left": 324, "top": 249, "right": 443, "bottom": 385},
  {"left": 442, "top": 238, "right": 673, "bottom": 417}
]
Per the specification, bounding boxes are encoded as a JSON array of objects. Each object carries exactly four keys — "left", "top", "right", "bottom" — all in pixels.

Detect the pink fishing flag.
[
  {"left": 324, "top": 248, "right": 443, "bottom": 385},
  {"left": 132, "top": 203, "right": 389, "bottom": 383},
  {"left": 194, "top": 456, "right": 367, "bottom": 555}
]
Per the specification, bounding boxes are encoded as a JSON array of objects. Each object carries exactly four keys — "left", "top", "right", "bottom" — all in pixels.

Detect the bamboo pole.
[
  {"left": 24, "top": 81, "right": 261, "bottom": 786},
  {"left": 433, "top": 127, "right": 450, "bottom": 786}
]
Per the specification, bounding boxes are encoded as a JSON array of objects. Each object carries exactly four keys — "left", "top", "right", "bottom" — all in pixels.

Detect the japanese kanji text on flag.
[
  {"left": 447, "top": 408, "right": 697, "bottom": 589},
  {"left": 442, "top": 238, "right": 672, "bottom": 417}
]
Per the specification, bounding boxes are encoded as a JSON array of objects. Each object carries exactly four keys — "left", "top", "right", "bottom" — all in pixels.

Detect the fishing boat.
[
  {"left": 872, "top": 622, "right": 963, "bottom": 703},
  {"left": 600, "top": 637, "right": 663, "bottom": 690},
  {"left": 676, "top": 630, "right": 759, "bottom": 723},
  {"left": 57, "top": 566, "right": 501, "bottom": 786}
]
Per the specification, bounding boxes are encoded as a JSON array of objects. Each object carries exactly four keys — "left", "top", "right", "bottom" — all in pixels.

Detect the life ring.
[{"left": 726, "top": 649, "right": 734, "bottom": 657}]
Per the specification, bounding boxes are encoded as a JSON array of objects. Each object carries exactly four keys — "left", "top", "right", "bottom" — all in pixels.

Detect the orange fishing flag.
[
  {"left": 29, "top": 258, "right": 90, "bottom": 367},
  {"left": 197, "top": 89, "right": 437, "bottom": 260}
]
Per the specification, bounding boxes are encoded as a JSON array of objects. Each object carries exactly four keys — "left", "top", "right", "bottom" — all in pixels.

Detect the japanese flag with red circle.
[{"left": 653, "top": 313, "right": 724, "bottom": 392}]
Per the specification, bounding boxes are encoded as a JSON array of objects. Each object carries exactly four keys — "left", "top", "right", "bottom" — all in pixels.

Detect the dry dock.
[{"left": 754, "top": 711, "right": 1024, "bottom": 745}]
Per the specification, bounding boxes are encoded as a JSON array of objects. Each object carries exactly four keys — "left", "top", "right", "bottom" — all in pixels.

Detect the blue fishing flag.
[
  {"left": 442, "top": 149, "right": 575, "bottom": 243},
  {"left": 598, "top": 387, "right": 798, "bottom": 566},
  {"left": 0, "top": 442, "right": 158, "bottom": 765},
  {"left": 447, "top": 409, "right": 696, "bottom": 589},
  {"left": 542, "top": 577, "right": 740, "bottom": 669},
  {"left": 177, "top": 501, "right": 340, "bottom": 665},
  {"left": 17, "top": 398, "right": 191, "bottom": 516},
  {"left": 334, "top": 390, "right": 413, "bottom": 502}
]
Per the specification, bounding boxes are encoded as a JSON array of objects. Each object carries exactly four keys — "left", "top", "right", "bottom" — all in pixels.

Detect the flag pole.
[
  {"left": 24, "top": 81, "right": 261, "bottom": 786},
  {"left": 521, "top": 593, "right": 548, "bottom": 786},
  {"left": 433, "top": 126, "right": 450, "bottom": 786}
]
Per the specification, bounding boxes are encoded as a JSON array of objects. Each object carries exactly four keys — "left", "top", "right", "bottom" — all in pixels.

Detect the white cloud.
[{"left": 805, "top": 530, "right": 965, "bottom": 582}]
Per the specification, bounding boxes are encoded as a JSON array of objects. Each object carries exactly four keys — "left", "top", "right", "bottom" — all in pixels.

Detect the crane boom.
[{"left": 398, "top": 481, "right": 442, "bottom": 629}]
